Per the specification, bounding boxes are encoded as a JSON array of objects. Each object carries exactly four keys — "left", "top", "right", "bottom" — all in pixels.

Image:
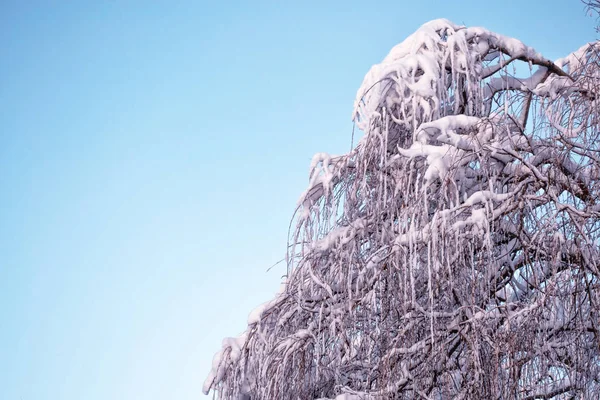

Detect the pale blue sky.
[{"left": 0, "top": 1, "right": 595, "bottom": 399}]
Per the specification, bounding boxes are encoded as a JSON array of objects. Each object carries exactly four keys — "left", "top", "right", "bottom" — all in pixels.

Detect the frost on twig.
[{"left": 204, "top": 19, "right": 600, "bottom": 399}]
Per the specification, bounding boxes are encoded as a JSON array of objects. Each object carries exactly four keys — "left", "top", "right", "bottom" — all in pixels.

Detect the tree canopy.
[{"left": 204, "top": 19, "right": 600, "bottom": 399}]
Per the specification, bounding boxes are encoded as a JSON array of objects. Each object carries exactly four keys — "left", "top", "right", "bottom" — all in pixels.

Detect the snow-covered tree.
[{"left": 204, "top": 19, "right": 600, "bottom": 399}]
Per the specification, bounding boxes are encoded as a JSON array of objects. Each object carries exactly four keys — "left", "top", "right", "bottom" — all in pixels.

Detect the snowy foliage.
[{"left": 204, "top": 19, "right": 600, "bottom": 399}]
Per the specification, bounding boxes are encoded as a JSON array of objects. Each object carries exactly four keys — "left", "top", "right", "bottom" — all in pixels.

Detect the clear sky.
[{"left": 0, "top": 1, "right": 596, "bottom": 399}]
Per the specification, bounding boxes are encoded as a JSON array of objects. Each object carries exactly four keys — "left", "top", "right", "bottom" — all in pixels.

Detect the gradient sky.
[{"left": 0, "top": 1, "right": 596, "bottom": 399}]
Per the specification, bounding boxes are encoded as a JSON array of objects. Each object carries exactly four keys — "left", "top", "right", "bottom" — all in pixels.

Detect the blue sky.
[{"left": 0, "top": 1, "right": 596, "bottom": 399}]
